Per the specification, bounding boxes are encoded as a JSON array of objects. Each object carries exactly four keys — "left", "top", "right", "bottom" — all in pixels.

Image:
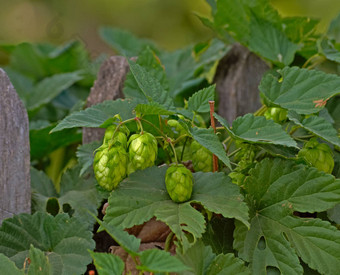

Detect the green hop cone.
[
  {"left": 128, "top": 132, "right": 158, "bottom": 173},
  {"left": 103, "top": 124, "right": 130, "bottom": 149},
  {"left": 229, "top": 171, "right": 246, "bottom": 186},
  {"left": 190, "top": 140, "right": 213, "bottom": 172},
  {"left": 165, "top": 164, "right": 193, "bottom": 203},
  {"left": 93, "top": 144, "right": 128, "bottom": 191},
  {"left": 264, "top": 107, "right": 288, "bottom": 123},
  {"left": 167, "top": 119, "right": 187, "bottom": 137},
  {"left": 298, "top": 138, "right": 334, "bottom": 173}
]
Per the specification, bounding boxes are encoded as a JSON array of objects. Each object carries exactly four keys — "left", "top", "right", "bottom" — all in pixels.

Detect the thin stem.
[
  {"left": 228, "top": 147, "right": 242, "bottom": 158},
  {"left": 140, "top": 118, "right": 167, "bottom": 138},
  {"left": 223, "top": 136, "right": 231, "bottom": 145},
  {"left": 135, "top": 117, "right": 144, "bottom": 133},
  {"left": 165, "top": 232, "right": 174, "bottom": 252},
  {"left": 180, "top": 137, "right": 189, "bottom": 162},
  {"left": 169, "top": 141, "right": 178, "bottom": 164},
  {"left": 209, "top": 101, "right": 219, "bottom": 172},
  {"left": 293, "top": 137, "right": 309, "bottom": 142},
  {"left": 254, "top": 105, "right": 267, "bottom": 116},
  {"left": 294, "top": 135, "right": 314, "bottom": 139},
  {"left": 289, "top": 125, "right": 301, "bottom": 135}
]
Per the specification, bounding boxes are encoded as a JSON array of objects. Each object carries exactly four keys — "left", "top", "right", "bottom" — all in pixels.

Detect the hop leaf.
[
  {"left": 298, "top": 138, "right": 334, "bottom": 173},
  {"left": 93, "top": 144, "right": 128, "bottom": 190},
  {"left": 128, "top": 132, "right": 158, "bottom": 173},
  {"left": 190, "top": 140, "right": 213, "bottom": 172},
  {"left": 165, "top": 164, "right": 193, "bottom": 203}
]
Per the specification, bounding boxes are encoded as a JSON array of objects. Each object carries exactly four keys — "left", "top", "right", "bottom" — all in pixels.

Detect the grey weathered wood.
[
  {"left": 214, "top": 44, "right": 269, "bottom": 123},
  {"left": 83, "top": 56, "right": 129, "bottom": 144},
  {"left": 0, "top": 68, "right": 30, "bottom": 225}
]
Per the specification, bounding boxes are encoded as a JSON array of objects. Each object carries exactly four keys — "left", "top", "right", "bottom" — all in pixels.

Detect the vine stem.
[
  {"left": 209, "top": 101, "right": 219, "bottom": 172},
  {"left": 228, "top": 147, "right": 242, "bottom": 158},
  {"left": 165, "top": 232, "right": 174, "bottom": 252},
  {"left": 169, "top": 140, "right": 178, "bottom": 164}
]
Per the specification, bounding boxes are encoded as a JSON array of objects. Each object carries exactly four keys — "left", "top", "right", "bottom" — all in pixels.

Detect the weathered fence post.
[
  {"left": 214, "top": 43, "right": 269, "bottom": 123},
  {"left": 0, "top": 68, "right": 30, "bottom": 225},
  {"left": 83, "top": 56, "right": 130, "bottom": 144}
]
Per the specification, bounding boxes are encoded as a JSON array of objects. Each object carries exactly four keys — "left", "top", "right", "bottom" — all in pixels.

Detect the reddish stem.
[{"left": 209, "top": 101, "right": 219, "bottom": 172}]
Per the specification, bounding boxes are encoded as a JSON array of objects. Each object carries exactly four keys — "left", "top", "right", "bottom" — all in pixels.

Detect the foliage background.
[{"left": 0, "top": 0, "right": 340, "bottom": 63}]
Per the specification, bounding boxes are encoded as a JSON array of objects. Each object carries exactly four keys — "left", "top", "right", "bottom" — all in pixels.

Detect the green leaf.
[
  {"left": 215, "top": 113, "right": 297, "bottom": 148},
  {"left": 124, "top": 47, "right": 169, "bottom": 102},
  {"left": 90, "top": 251, "right": 125, "bottom": 275},
  {"left": 26, "top": 71, "right": 83, "bottom": 111},
  {"left": 127, "top": 60, "right": 173, "bottom": 108},
  {"left": 103, "top": 166, "right": 171, "bottom": 229},
  {"left": 259, "top": 66, "right": 340, "bottom": 114},
  {"left": 27, "top": 245, "right": 53, "bottom": 275},
  {"left": 138, "top": 249, "right": 189, "bottom": 273},
  {"left": 177, "top": 241, "right": 215, "bottom": 275},
  {"left": 0, "top": 212, "right": 94, "bottom": 275},
  {"left": 189, "top": 127, "right": 231, "bottom": 169},
  {"left": 0, "top": 254, "right": 22, "bottom": 275},
  {"left": 31, "top": 165, "right": 106, "bottom": 229},
  {"left": 191, "top": 172, "right": 249, "bottom": 227},
  {"left": 282, "top": 17, "right": 319, "bottom": 44},
  {"left": 76, "top": 141, "right": 101, "bottom": 176},
  {"left": 155, "top": 202, "right": 206, "bottom": 253},
  {"left": 257, "top": 143, "right": 298, "bottom": 159},
  {"left": 213, "top": 0, "right": 281, "bottom": 43},
  {"left": 50, "top": 99, "right": 137, "bottom": 132},
  {"left": 202, "top": 217, "right": 235, "bottom": 254},
  {"left": 288, "top": 111, "right": 340, "bottom": 147},
  {"left": 7, "top": 41, "right": 92, "bottom": 80},
  {"left": 30, "top": 123, "right": 81, "bottom": 159},
  {"left": 236, "top": 158, "right": 340, "bottom": 274},
  {"left": 328, "top": 12, "right": 340, "bottom": 42},
  {"left": 96, "top": 219, "right": 140, "bottom": 256},
  {"left": 103, "top": 166, "right": 206, "bottom": 252},
  {"left": 135, "top": 102, "right": 175, "bottom": 116},
  {"left": 207, "top": 253, "right": 250, "bottom": 275},
  {"left": 159, "top": 46, "right": 197, "bottom": 98},
  {"left": 328, "top": 204, "right": 340, "bottom": 224},
  {"left": 99, "top": 27, "right": 158, "bottom": 57},
  {"left": 187, "top": 85, "right": 215, "bottom": 113},
  {"left": 318, "top": 38, "right": 340, "bottom": 63},
  {"left": 248, "top": 15, "right": 299, "bottom": 66}
]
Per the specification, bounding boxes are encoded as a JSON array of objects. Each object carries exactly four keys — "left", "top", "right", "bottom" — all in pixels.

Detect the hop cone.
[
  {"left": 167, "top": 119, "right": 187, "bottom": 138},
  {"left": 128, "top": 132, "right": 158, "bottom": 174},
  {"left": 93, "top": 144, "right": 128, "bottom": 191},
  {"left": 298, "top": 138, "right": 334, "bottom": 173},
  {"left": 190, "top": 140, "right": 213, "bottom": 172},
  {"left": 264, "top": 107, "right": 288, "bottom": 123},
  {"left": 165, "top": 164, "right": 193, "bottom": 203},
  {"left": 103, "top": 125, "right": 129, "bottom": 149}
]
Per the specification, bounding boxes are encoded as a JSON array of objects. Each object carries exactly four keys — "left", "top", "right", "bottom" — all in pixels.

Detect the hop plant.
[
  {"left": 128, "top": 132, "right": 158, "bottom": 174},
  {"left": 298, "top": 138, "right": 334, "bottom": 173},
  {"left": 103, "top": 124, "right": 130, "bottom": 148},
  {"left": 93, "top": 144, "right": 128, "bottom": 191},
  {"left": 264, "top": 107, "right": 288, "bottom": 123},
  {"left": 165, "top": 164, "right": 193, "bottom": 203},
  {"left": 190, "top": 140, "right": 213, "bottom": 172}
]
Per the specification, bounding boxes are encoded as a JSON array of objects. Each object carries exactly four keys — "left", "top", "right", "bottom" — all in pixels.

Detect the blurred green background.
[{"left": 0, "top": 0, "right": 340, "bottom": 57}]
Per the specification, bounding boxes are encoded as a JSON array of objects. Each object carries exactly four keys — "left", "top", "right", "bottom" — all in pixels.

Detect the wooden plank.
[
  {"left": 0, "top": 68, "right": 30, "bottom": 224},
  {"left": 83, "top": 56, "right": 129, "bottom": 144},
  {"left": 214, "top": 44, "right": 269, "bottom": 123}
]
